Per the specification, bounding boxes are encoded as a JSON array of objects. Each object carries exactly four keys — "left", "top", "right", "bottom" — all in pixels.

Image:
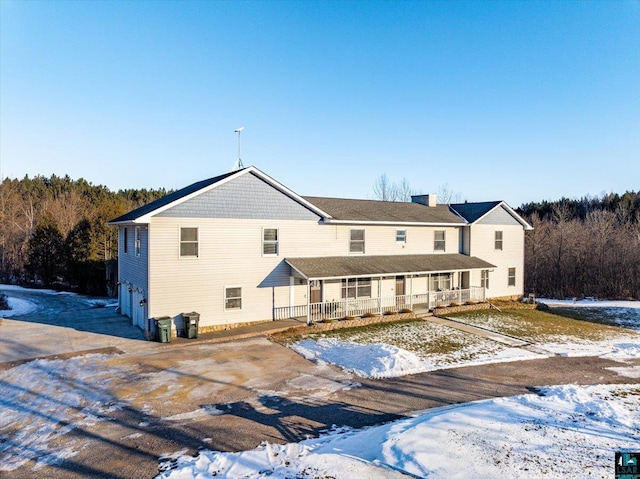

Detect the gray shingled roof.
[
  {"left": 109, "top": 169, "right": 242, "bottom": 224},
  {"left": 286, "top": 254, "right": 495, "bottom": 279},
  {"left": 449, "top": 201, "right": 502, "bottom": 223},
  {"left": 303, "top": 196, "right": 466, "bottom": 224}
]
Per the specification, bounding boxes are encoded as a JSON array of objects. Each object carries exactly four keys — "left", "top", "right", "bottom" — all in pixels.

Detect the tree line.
[
  {"left": 0, "top": 175, "right": 168, "bottom": 295},
  {"left": 519, "top": 191, "right": 640, "bottom": 300}
]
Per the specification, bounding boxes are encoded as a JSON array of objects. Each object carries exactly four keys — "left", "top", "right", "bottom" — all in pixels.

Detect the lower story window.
[
  {"left": 430, "top": 273, "right": 451, "bottom": 291},
  {"left": 341, "top": 278, "right": 371, "bottom": 298},
  {"left": 508, "top": 268, "right": 516, "bottom": 287},
  {"left": 225, "top": 287, "right": 242, "bottom": 310},
  {"left": 481, "top": 270, "right": 490, "bottom": 289}
]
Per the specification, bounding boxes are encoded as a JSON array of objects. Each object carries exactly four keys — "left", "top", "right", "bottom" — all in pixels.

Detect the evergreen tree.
[{"left": 25, "top": 213, "right": 64, "bottom": 286}]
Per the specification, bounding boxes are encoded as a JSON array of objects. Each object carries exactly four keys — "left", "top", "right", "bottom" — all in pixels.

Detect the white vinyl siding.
[
  {"left": 180, "top": 227, "right": 199, "bottom": 257},
  {"left": 262, "top": 228, "right": 279, "bottom": 256},
  {"left": 224, "top": 286, "right": 242, "bottom": 310},
  {"left": 467, "top": 224, "right": 525, "bottom": 298},
  {"left": 349, "top": 229, "right": 365, "bottom": 253},
  {"left": 148, "top": 218, "right": 464, "bottom": 328}
]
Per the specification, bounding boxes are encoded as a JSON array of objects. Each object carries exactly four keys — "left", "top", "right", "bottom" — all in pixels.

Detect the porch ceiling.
[{"left": 285, "top": 254, "right": 495, "bottom": 280}]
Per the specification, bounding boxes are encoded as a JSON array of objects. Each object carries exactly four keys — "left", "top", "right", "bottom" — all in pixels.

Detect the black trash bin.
[
  {"left": 155, "top": 316, "right": 172, "bottom": 343},
  {"left": 183, "top": 312, "right": 199, "bottom": 339}
]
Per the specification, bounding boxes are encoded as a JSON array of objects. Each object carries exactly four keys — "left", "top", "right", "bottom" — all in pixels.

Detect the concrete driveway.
[{"left": 1, "top": 286, "right": 637, "bottom": 478}]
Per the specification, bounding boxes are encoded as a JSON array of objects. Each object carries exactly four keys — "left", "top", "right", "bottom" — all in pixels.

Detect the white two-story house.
[{"left": 108, "top": 166, "right": 532, "bottom": 336}]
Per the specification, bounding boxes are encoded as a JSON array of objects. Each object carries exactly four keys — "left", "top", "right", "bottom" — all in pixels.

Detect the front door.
[
  {"left": 395, "top": 276, "right": 405, "bottom": 308},
  {"left": 310, "top": 280, "right": 322, "bottom": 303}
]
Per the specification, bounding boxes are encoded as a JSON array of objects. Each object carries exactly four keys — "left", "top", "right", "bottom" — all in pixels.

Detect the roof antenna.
[{"left": 234, "top": 127, "right": 245, "bottom": 170}]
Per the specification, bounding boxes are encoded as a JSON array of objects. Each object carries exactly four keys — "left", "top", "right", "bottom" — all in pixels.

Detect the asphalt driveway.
[{"left": 1, "top": 286, "right": 638, "bottom": 479}]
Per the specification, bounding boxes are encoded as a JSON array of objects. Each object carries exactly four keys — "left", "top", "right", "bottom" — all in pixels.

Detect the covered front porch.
[{"left": 276, "top": 254, "right": 494, "bottom": 324}]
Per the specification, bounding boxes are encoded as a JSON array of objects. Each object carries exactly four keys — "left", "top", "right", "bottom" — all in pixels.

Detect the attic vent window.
[{"left": 180, "top": 227, "right": 199, "bottom": 257}]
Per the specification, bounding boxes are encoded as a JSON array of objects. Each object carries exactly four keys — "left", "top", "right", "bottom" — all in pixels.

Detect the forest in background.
[
  {"left": 519, "top": 191, "right": 640, "bottom": 300},
  {"left": 1, "top": 174, "right": 639, "bottom": 300},
  {"left": 0, "top": 175, "right": 168, "bottom": 294}
]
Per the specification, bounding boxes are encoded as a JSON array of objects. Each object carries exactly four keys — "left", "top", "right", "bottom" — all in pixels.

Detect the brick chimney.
[{"left": 411, "top": 194, "right": 437, "bottom": 207}]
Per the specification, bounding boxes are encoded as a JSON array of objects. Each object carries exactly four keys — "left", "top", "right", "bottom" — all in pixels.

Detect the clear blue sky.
[{"left": 1, "top": 0, "right": 638, "bottom": 206}]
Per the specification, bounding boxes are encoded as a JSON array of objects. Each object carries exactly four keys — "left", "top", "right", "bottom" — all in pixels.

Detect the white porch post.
[
  {"left": 289, "top": 276, "right": 295, "bottom": 317},
  {"left": 409, "top": 275, "right": 413, "bottom": 309},
  {"left": 306, "top": 279, "right": 311, "bottom": 325},
  {"left": 378, "top": 277, "right": 383, "bottom": 315}
]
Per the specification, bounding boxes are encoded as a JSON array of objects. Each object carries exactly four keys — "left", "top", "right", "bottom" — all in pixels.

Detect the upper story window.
[
  {"left": 341, "top": 278, "right": 371, "bottom": 298},
  {"left": 434, "top": 230, "right": 446, "bottom": 251},
  {"left": 180, "top": 227, "right": 199, "bottom": 257},
  {"left": 350, "top": 229, "right": 365, "bottom": 253},
  {"left": 396, "top": 229, "right": 407, "bottom": 243},
  {"left": 134, "top": 227, "right": 141, "bottom": 257},
  {"left": 262, "top": 228, "right": 279, "bottom": 256},
  {"left": 123, "top": 228, "right": 128, "bottom": 254},
  {"left": 508, "top": 267, "right": 516, "bottom": 286},
  {"left": 495, "top": 231, "right": 503, "bottom": 250}
]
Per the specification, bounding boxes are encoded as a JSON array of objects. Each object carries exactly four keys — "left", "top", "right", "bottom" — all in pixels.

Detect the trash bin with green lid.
[
  {"left": 183, "top": 312, "right": 199, "bottom": 339},
  {"left": 155, "top": 316, "right": 172, "bottom": 343}
]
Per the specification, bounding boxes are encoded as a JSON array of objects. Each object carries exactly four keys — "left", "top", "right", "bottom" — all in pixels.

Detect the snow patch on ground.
[
  {"left": 539, "top": 298, "right": 640, "bottom": 309},
  {"left": 292, "top": 337, "right": 545, "bottom": 379},
  {"left": 157, "top": 383, "right": 640, "bottom": 479},
  {"left": 162, "top": 405, "right": 224, "bottom": 422},
  {"left": 541, "top": 338, "right": 640, "bottom": 358},
  {"left": 0, "top": 355, "right": 131, "bottom": 472},
  {"left": 0, "top": 296, "right": 38, "bottom": 317}
]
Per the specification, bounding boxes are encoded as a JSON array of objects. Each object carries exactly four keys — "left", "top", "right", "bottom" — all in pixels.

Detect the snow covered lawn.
[
  {"left": 291, "top": 320, "right": 542, "bottom": 378},
  {"left": 157, "top": 383, "right": 640, "bottom": 479}
]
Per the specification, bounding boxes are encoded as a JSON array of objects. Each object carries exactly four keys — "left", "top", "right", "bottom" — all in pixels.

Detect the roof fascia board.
[
  {"left": 322, "top": 219, "right": 464, "bottom": 227},
  {"left": 284, "top": 260, "right": 495, "bottom": 281},
  {"left": 107, "top": 219, "right": 144, "bottom": 226},
  {"left": 472, "top": 201, "right": 533, "bottom": 230},
  {"left": 302, "top": 266, "right": 492, "bottom": 281}
]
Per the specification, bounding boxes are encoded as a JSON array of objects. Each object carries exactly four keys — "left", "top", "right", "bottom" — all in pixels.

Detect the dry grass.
[{"left": 448, "top": 307, "right": 630, "bottom": 342}]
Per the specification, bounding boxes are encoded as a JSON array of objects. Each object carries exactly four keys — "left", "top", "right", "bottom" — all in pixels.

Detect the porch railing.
[{"left": 273, "top": 286, "right": 486, "bottom": 322}]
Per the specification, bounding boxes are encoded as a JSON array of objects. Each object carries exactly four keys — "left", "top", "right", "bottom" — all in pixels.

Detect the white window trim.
[
  {"left": 179, "top": 226, "right": 199, "bottom": 259},
  {"left": 349, "top": 229, "right": 365, "bottom": 254},
  {"left": 134, "top": 227, "right": 141, "bottom": 258},
  {"left": 495, "top": 231, "right": 503, "bottom": 251},
  {"left": 224, "top": 285, "right": 242, "bottom": 311},
  {"left": 508, "top": 267, "right": 516, "bottom": 287},
  {"left": 123, "top": 227, "right": 128, "bottom": 254},
  {"left": 396, "top": 229, "right": 407, "bottom": 243},
  {"left": 262, "top": 227, "right": 279, "bottom": 257}
]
